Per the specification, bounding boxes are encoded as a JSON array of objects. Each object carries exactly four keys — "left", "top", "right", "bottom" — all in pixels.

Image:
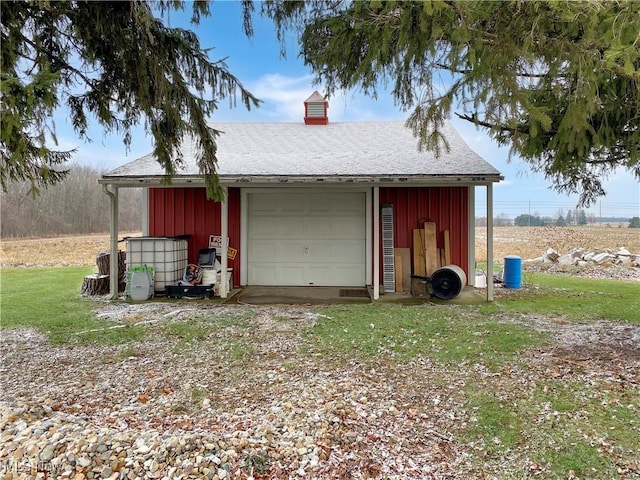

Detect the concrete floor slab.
[
  {"left": 228, "top": 285, "right": 371, "bottom": 305},
  {"left": 230, "top": 286, "right": 372, "bottom": 305},
  {"left": 228, "top": 286, "right": 488, "bottom": 305}
]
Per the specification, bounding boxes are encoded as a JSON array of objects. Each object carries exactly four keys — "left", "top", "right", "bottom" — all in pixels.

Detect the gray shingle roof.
[{"left": 104, "top": 121, "right": 502, "bottom": 182}]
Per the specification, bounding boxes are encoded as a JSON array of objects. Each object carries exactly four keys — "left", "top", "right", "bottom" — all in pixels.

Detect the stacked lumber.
[
  {"left": 411, "top": 223, "right": 451, "bottom": 278},
  {"left": 393, "top": 221, "right": 451, "bottom": 293}
]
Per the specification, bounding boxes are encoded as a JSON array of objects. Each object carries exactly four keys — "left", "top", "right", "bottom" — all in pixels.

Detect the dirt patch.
[
  {"left": 490, "top": 309, "right": 640, "bottom": 371},
  {"left": 547, "top": 322, "right": 640, "bottom": 369}
]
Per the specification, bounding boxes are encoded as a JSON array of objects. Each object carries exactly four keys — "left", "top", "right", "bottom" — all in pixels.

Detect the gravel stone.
[{"left": 2, "top": 302, "right": 638, "bottom": 478}]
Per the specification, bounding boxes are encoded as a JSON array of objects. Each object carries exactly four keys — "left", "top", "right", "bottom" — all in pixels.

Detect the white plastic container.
[
  {"left": 475, "top": 272, "right": 487, "bottom": 288},
  {"left": 201, "top": 268, "right": 217, "bottom": 285},
  {"left": 199, "top": 267, "right": 233, "bottom": 296},
  {"left": 129, "top": 270, "right": 153, "bottom": 301},
  {"left": 214, "top": 269, "right": 233, "bottom": 296},
  {"left": 126, "top": 237, "right": 188, "bottom": 293}
]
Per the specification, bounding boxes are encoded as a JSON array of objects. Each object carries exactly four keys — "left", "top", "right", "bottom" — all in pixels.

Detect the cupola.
[{"left": 304, "top": 91, "right": 329, "bottom": 125}]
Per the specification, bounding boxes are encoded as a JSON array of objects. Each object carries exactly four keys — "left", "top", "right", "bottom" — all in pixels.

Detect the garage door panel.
[
  {"left": 306, "top": 204, "right": 334, "bottom": 215},
  {"left": 252, "top": 240, "right": 307, "bottom": 262},
  {"left": 332, "top": 240, "right": 366, "bottom": 258},
  {"left": 305, "top": 265, "right": 333, "bottom": 285},
  {"left": 250, "top": 217, "right": 279, "bottom": 237},
  {"left": 303, "top": 240, "right": 363, "bottom": 261},
  {"left": 248, "top": 192, "right": 366, "bottom": 286},
  {"left": 328, "top": 195, "right": 365, "bottom": 213},
  {"left": 278, "top": 241, "right": 307, "bottom": 261},
  {"left": 305, "top": 241, "right": 333, "bottom": 261},
  {"left": 305, "top": 218, "right": 342, "bottom": 238},
  {"left": 306, "top": 265, "right": 364, "bottom": 286},
  {"left": 279, "top": 266, "right": 306, "bottom": 285},
  {"left": 257, "top": 219, "right": 305, "bottom": 239},
  {"left": 252, "top": 195, "right": 281, "bottom": 213},
  {"left": 251, "top": 240, "right": 278, "bottom": 258},
  {"left": 249, "top": 264, "right": 307, "bottom": 286},
  {"left": 331, "top": 217, "right": 366, "bottom": 238},
  {"left": 305, "top": 217, "right": 365, "bottom": 239},
  {"left": 332, "top": 265, "right": 366, "bottom": 285},
  {"left": 249, "top": 265, "right": 278, "bottom": 284},
  {"left": 280, "top": 223, "right": 306, "bottom": 239}
]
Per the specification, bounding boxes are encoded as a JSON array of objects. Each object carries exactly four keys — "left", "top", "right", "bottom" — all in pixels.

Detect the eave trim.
[{"left": 98, "top": 174, "right": 504, "bottom": 188}]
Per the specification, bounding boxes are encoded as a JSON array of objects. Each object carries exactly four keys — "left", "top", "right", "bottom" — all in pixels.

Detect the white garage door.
[{"left": 247, "top": 191, "right": 366, "bottom": 286}]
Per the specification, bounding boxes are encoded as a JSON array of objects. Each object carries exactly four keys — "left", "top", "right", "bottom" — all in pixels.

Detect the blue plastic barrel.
[{"left": 503, "top": 255, "right": 522, "bottom": 289}]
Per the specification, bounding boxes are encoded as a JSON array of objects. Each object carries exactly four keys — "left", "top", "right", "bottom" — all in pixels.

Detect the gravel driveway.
[{"left": 2, "top": 302, "right": 639, "bottom": 479}]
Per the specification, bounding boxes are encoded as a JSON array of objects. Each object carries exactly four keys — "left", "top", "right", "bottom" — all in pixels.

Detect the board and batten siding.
[
  {"left": 378, "top": 187, "right": 469, "bottom": 279},
  {"left": 148, "top": 187, "right": 241, "bottom": 284},
  {"left": 147, "top": 186, "right": 469, "bottom": 288}
]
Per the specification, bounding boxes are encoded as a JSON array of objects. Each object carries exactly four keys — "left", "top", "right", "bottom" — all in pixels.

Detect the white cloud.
[
  {"left": 246, "top": 74, "right": 316, "bottom": 121},
  {"left": 235, "top": 74, "right": 408, "bottom": 123}
]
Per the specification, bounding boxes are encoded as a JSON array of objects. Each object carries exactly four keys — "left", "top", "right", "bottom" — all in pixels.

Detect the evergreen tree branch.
[{"left": 1, "top": 1, "right": 261, "bottom": 200}]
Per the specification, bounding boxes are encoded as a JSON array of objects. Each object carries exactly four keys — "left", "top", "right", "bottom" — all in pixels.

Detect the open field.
[
  {"left": 1, "top": 226, "right": 638, "bottom": 267},
  {"left": 475, "top": 225, "right": 640, "bottom": 263},
  {"left": 0, "top": 232, "right": 141, "bottom": 267}
]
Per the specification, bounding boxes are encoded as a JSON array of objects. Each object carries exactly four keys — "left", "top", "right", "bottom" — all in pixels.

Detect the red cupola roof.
[{"left": 304, "top": 91, "right": 329, "bottom": 125}]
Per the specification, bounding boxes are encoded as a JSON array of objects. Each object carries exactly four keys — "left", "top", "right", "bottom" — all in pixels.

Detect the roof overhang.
[{"left": 99, "top": 173, "right": 504, "bottom": 189}]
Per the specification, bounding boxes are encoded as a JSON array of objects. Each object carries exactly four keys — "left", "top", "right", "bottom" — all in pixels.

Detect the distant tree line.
[
  {"left": 516, "top": 208, "right": 593, "bottom": 227},
  {"left": 0, "top": 164, "right": 142, "bottom": 238},
  {"left": 477, "top": 212, "right": 639, "bottom": 228}
]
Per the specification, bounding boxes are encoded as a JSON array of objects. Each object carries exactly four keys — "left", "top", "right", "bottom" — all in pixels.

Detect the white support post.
[
  {"left": 468, "top": 186, "right": 476, "bottom": 285},
  {"left": 220, "top": 186, "right": 229, "bottom": 298},
  {"left": 103, "top": 184, "right": 119, "bottom": 300},
  {"left": 141, "top": 188, "right": 149, "bottom": 236},
  {"left": 240, "top": 189, "right": 248, "bottom": 286},
  {"left": 373, "top": 186, "right": 380, "bottom": 300},
  {"left": 487, "top": 183, "right": 494, "bottom": 301}
]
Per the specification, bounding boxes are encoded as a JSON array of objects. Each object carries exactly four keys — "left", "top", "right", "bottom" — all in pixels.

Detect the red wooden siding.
[
  {"left": 147, "top": 186, "right": 468, "bottom": 289},
  {"left": 148, "top": 187, "right": 241, "bottom": 285},
  {"left": 378, "top": 187, "right": 469, "bottom": 279}
]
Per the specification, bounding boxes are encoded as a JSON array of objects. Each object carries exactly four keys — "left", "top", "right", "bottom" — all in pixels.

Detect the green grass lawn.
[
  {"left": 308, "top": 303, "right": 545, "bottom": 368},
  {"left": 1, "top": 266, "right": 638, "bottom": 478},
  {"left": 0, "top": 267, "right": 146, "bottom": 344},
  {"left": 485, "top": 272, "right": 640, "bottom": 322}
]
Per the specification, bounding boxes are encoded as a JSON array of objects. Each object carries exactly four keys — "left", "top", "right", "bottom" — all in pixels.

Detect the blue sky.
[{"left": 59, "top": 1, "right": 639, "bottom": 220}]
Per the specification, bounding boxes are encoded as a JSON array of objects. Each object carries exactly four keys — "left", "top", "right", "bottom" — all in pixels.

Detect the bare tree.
[{"left": 1, "top": 164, "right": 142, "bottom": 238}]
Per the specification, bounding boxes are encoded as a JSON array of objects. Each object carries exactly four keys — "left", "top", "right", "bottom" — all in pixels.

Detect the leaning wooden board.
[
  {"left": 424, "top": 222, "right": 438, "bottom": 276},
  {"left": 444, "top": 229, "right": 451, "bottom": 266},
  {"left": 394, "top": 247, "right": 412, "bottom": 292},
  {"left": 412, "top": 229, "right": 426, "bottom": 277}
]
